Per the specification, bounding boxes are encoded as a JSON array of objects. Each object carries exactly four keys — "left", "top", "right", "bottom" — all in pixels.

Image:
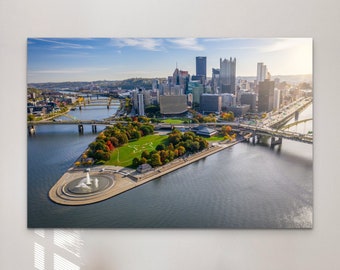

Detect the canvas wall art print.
[{"left": 27, "top": 38, "right": 313, "bottom": 228}]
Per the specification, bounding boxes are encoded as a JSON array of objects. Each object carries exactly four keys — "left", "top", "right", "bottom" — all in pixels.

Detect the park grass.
[
  {"left": 204, "top": 134, "right": 225, "bottom": 142},
  {"left": 105, "top": 134, "right": 168, "bottom": 167},
  {"left": 161, "top": 118, "right": 187, "bottom": 124}
]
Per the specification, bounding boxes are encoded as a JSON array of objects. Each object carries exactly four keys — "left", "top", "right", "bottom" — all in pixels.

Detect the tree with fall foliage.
[
  {"left": 221, "top": 111, "right": 235, "bottom": 121},
  {"left": 221, "top": 125, "right": 232, "bottom": 136},
  {"left": 150, "top": 153, "right": 162, "bottom": 167}
]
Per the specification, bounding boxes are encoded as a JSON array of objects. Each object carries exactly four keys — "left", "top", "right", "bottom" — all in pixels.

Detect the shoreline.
[{"left": 48, "top": 139, "right": 241, "bottom": 206}]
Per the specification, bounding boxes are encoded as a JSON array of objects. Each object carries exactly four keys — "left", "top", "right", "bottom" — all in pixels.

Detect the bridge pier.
[
  {"left": 78, "top": 124, "right": 84, "bottom": 134},
  {"left": 91, "top": 124, "right": 97, "bottom": 133},
  {"left": 252, "top": 131, "right": 257, "bottom": 144},
  {"left": 28, "top": 125, "right": 36, "bottom": 136},
  {"left": 270, "top": 137, "right": 282, "bottom": 147}
]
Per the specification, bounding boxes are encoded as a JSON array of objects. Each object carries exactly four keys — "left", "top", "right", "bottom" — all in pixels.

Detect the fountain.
[
  {"left": 86, "top": 172, "right": 91, "bottom": 185},
  {"left": 71, "top": 172, "right": 100, "bottom": 193},
  {"left": 51, "top": 168, "right": 117, "bottom": 205},
  {"left": 64, "top": 171, "right": 113, "bottom": 195},
  {"left": 94, "top": 178, "right": 99, "bottom": 188}
]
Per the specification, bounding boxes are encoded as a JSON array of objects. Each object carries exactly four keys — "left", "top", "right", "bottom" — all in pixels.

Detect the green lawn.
[
  {"left": 105, "top": 134, "right": 168, "bottom": 167},
  {"left": 204, "top": 135, "right": 225, "bottom": 142},
  {"left": 161, "top": 118, "right": 187, "bottom": 124}
]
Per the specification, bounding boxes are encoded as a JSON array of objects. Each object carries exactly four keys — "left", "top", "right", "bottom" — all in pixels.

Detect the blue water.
[{"left": 27, "top": 105, "right": 312, "bottom": 228}]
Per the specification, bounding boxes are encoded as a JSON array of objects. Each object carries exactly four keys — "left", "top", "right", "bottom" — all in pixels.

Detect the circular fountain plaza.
[{"left": 49, "top": 166, "right": 121, "bottom": 205}]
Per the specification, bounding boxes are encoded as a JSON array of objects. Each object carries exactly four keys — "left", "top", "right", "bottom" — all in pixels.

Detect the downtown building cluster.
[{"left": 130, "top": 56, "right": 309, "bottom": 117}]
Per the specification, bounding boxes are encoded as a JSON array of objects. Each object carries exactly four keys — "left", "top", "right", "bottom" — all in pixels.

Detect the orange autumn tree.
[{"left": 221, "top": 125, "right": 236, "bottom": 141}]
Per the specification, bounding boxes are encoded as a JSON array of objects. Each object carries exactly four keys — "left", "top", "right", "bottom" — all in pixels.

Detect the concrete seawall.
[{"left": 49, "top": 140, "right": 239, "bottom": 206}]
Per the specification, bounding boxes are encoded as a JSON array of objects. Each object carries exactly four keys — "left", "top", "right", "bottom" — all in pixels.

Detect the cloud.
[
  {"left": 260, "top": 38, "right": 311, "bottom": 53},
  {"left": 32, "top": 38, "right": 94, "bottom": 49},
  {"left": 29, "top": 69, "right": 84, "bottom": 74},
  {"left": 29, "top": 67, "right": 109, "bottom": 75},
  {"left": 167, "top": 38, "right": 205, "bottom": 51},
  {"left": 111, "top": 38, "right": 163, "bottom": 51},
  {"left": 111, "top": 38, "right": 205, "bottom": 51}
]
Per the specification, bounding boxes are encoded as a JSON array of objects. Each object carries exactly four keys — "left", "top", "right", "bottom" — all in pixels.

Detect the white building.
[
  {"left": 137, "top": 93, "right": 145, "bottom": 116},
  {"left": 274, "top": 88, "right": 281, "bottom": 110},
  {"left": 220, "top": 93, "right": 236, "bottom": 109},
  {"left": 257, "top": 62, "right": 270, "bottom": 83}
]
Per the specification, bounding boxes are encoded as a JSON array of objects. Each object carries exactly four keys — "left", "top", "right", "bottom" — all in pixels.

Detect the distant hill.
[
  {"left": 237, "top": 74, "right": 312, "bottom": 84},
  {"left": 28, "top": 78, "right": 165, "bottom": 91},
  {"left": 272, "top": 74, "right": 312, "bottom": 84},
  {"left": 28, "top": 74, "right": 312, "bottom": 91}
]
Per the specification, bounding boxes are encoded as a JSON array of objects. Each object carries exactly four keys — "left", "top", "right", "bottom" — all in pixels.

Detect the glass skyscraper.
[
  {"left": 196, "top": 56, "right": 207, "bottom": 77},
  {"left": 219, "top": 57, "right": 236, "bottom": 94}
]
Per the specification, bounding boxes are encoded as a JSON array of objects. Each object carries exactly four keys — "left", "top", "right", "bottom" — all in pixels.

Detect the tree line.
[
  {"left": 132, "top": 129, "right": 209, "bottom": 168},
  {"left": 86, "top": 122, "right": 154, "bottom": 164}
]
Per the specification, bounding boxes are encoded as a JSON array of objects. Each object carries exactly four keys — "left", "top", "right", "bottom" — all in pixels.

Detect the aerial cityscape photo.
[{"left": 27, "top": 38, "right": 313, "bottom": 228}]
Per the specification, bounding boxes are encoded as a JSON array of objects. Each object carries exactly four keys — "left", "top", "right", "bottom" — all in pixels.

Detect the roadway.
[
  {"left": 27, "top": 97, "right": 313, "bottom": 144},
  {"left": 238, "top": 97, "right": 313, "bottom": 144}
]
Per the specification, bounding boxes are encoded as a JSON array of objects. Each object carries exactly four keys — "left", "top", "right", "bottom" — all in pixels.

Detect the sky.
[{"left": 27, "top": 38, "right": 313, "bottom": 83}]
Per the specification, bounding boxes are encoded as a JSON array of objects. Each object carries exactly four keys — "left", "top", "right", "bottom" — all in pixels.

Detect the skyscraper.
[
  {"left": 211, "top": 68, "right": 220, "bottom": 93},
  {"left": 137, "top": 91, "right": 145, "bottom": 116},
  {"left": 273, "top": 88, "right": 281, "bottom": 110},
  {"left": 219, "top": 57, "right": 236, "bottom": 94},
  {"left": 240, "top": 92, "right": 256, "bottom": 112},
  {"left": 257, "top": 62, "right": 270, "bottom": 84},
  {"left": 172, "top": 68, "right": 180, "bottom": 85},
  {"left": 258, "top": 79, "right": 275, "bottom": 112},
  {"left": 200, "top": 94, "right": 222, "bottom": 114},
  {"left": 171, "top": 67, "right": 189, "bottom": 94},
  {"left": 196, "top": 56, "right": 207, "bottom": 78}
]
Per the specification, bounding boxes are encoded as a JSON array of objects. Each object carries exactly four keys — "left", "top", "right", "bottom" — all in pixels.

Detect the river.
[{"left": 27, "top": 104, "right": 312, "bottom": 228}]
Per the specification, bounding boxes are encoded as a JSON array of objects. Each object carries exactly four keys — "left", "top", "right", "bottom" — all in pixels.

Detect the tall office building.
[
  {"left": 171, "top": 67, "right": 189, "bottom": 93},
  {"left": 220, "top": 93, "right": 236, "bottom": 110},
  {"left": 152, "top": 79, "right": 159, "bottom": 90},
  {"left": 172, "top": 68, "right": 180, "bottom": 85},
  {"left": 240, "top": 92, "right": 257, "bottom": 112},
  {"left": 200, "top": 94, "right": 222, "bottom": 114},
  {"left": 137, "top": 92, "right": 145, "bottom": 116},
  {"left": 273, "top": 88, "right": 281, "bottom": 110},
  {"left": 196, "top": 56, "right": 207, "bottom": 77},
  {"left": 257, "top": 62, "right": 270, "bottom": 84},
  {"left": 219, "top": 57, "right": 236, "bottom": 94},
  {"left": 188, "top": 81, "right": 204, "bottom": 106},
  {"left": 258, "top": 79, "right": 275, "bottom": 112},
  {"left": 211, "top": 68, "right": 220, "bottom": 93}
]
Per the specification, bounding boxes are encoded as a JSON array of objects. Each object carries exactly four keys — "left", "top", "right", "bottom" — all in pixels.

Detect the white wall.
[{"left": 1, "top": 0, "right": 340, "bottom": 269}]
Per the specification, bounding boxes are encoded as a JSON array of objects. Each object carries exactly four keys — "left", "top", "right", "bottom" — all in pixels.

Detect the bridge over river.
[
  {"left": 27, "top": 119, "right": 120, "bottom": 135},
  {"left": 28, "top": 97, "right": 312, "bottom": 145},
  {"left": 28, "top": 119, "right": 312, "bottom": 145},
  {"left": 155, "top": 97, "right": 313, "bottom": 146},
  {"left": 155, "top": 121, "right": 312, "bottom": 145},
  {"left": 237, "top": 123, "right": 313, "bottom": 145}
]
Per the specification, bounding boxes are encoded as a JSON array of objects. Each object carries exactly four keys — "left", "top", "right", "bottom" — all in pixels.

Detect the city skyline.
[{"left": 27, "top": 38, "right": 312, "bottom": 83}]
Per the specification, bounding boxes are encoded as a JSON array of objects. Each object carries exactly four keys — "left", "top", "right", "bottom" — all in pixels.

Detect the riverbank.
[{"left": 49, "top": 139, "right": 240, "bottom": 206}]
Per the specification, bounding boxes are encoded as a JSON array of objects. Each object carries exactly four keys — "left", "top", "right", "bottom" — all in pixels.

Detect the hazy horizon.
[
  {"left": 27, "top": 74, "right": 313, "bottom": 85},
  {"left": 27, "top": 38, "right": 313, "bottom": 84}
]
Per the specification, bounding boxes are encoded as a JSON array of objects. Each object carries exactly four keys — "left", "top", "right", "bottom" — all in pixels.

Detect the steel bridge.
[
  {"left": 28, "top": 97, "right": 312, "bottom": 145},
  {"left": 75, "top": 97, "right": 120, "bottom": 109},
  {"left": 281, "top": 118, "right": 313, "bottom": 130},
  {"left": 237, "top": 124, "right": 313, "bottom": 145}
]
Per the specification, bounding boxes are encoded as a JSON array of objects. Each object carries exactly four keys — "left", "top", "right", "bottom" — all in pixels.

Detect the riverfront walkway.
[{"left": 49, "top": 140, "right": 238, "bottom": 206}]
